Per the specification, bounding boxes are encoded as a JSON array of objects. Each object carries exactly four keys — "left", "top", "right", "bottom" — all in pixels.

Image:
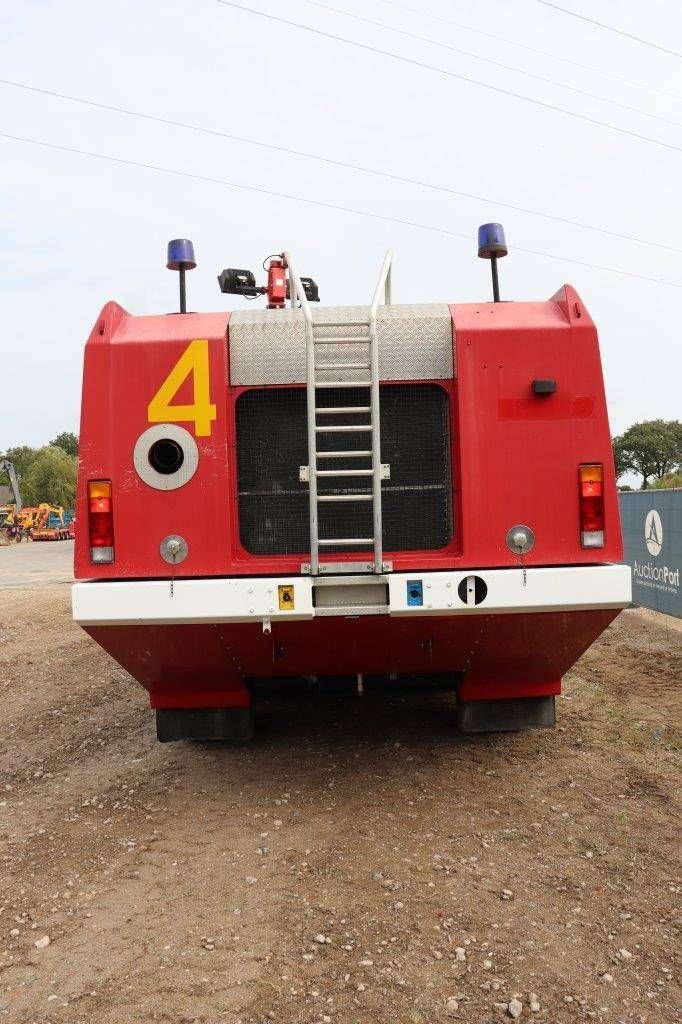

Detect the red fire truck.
[{"left": 72, "top": 228, "right": 631, "bottom": 741}]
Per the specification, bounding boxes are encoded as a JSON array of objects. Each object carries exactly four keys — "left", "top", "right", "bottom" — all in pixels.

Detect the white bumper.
[{"left": 72, "top": 564, "right": 631, "bottom": 626}]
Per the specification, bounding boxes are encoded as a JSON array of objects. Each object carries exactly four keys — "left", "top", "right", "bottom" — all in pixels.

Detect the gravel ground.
[{"left": 0, "top": 589, "right": 680, "bottom": 1024}]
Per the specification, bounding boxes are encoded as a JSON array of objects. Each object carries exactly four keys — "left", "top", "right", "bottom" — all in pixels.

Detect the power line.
[
  {"left": 534, "top": 1, "right": 682, "bottom": 60},
  {"left": 377, "top": 0, "right": 682, "bottom": 101},
  {"left": 1, "top": 130, "right": 680, "bottom": 289},
  {"left": 2, "top": 77, "right": 679, "bottom": 254},
  {"left": 215, "top": 1, "right": 682, "bottom": 153},
  {"left": 301, "top": 0, "right": 682, "bottom": 129}
]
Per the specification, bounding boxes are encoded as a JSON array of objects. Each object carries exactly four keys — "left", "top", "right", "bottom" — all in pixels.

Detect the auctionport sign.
[{"left": 619, "top": 490, "right": 681, "bottom": 618}]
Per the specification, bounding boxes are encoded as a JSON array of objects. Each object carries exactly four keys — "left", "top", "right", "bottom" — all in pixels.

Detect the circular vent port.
[
  {"left": 133, "top": 424, "right": 199, "bottom": 491},
  {"left": 148, "top": 438, "right": 185, "bottom": 475}
]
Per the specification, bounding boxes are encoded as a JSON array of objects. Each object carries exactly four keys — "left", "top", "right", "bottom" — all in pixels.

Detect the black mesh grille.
[{"left": 236, "top": 384, "right": 453, "bottom": 555}]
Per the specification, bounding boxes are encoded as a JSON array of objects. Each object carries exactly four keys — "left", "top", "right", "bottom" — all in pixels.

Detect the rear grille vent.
[{"left": 236, "top": 384, "right": 453, "bottom": 555}]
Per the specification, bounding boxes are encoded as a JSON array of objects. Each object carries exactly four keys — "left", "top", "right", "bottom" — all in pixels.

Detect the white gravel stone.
[
  {"left": 34, "top": 935, "right": 50, "bottom": 949},
  {"left": 507, "top": 996, "right": 523, "bottom": 1018},
  {"left": 501, "top": 889, "right": 513, "bottom": 900},
  {"left": 314, "top": 934, "right": 327, "bottom": 944},
  {"left": 454, "top": 946, "right": 466, "bottom": 962},
  {"left": 600, "top": 972, "right": 614, "bottom": 984},
  {"left": 618, "top": 948, "right": 633, "bottom": 960},
  {"left": 445, "top": 996, "right": 459, "bottom": 1015},
  {"left": 529, "top": 993, "right": 540, "bottom": 1012}
]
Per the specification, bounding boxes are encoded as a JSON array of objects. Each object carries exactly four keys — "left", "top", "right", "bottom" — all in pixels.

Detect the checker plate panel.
[{"left": 228, "top": 303, "right": 454, "bottom": 384}]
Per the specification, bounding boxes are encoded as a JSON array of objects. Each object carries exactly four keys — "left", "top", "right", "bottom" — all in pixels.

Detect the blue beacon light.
[
  {"left": 167, "top": 238, "right": 197, "bottom": 313},
  {"left": 477, "top": 223, "right": 507, "bottom": 302}
]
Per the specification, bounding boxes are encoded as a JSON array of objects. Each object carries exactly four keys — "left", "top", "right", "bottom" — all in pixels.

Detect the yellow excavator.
[
  {"left": 32, "top": 504, "right": 70, "bottom": 541},
  {"left": 0, "top": 460, "right": 23, "bottom": 543}
]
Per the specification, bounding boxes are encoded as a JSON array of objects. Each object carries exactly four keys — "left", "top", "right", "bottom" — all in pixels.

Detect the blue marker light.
[
  {"left": 167, "top": 238, "right": 197, "bottom": 270},
  {"left": 477, "top": 223, "right": 507, "bottom": 260},
  {"left": 477, "top": 223, "right": 507, "bottom": 302},
  {"left": 406, "top": 580, "right": 424, "bottom": 607},
  {"left": 166, "top": 238, "right": 196, "bottom": 313}
]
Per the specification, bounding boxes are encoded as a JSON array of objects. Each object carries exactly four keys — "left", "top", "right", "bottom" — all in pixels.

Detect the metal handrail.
[
  {"left": 284, "top": 251, "right": 319, "bottom": 574},
  {"left": 370, "top": 249, "right": 392, "bottom": 314},
  {"left": 368, "top": 250, "right": 392, "bottom": 573}
]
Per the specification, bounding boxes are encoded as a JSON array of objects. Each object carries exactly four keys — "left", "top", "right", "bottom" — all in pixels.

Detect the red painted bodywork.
[
  {"left": 86, "top": 609, "right": 617, "bottom": 710},
  {"left": 75, "top": 285, "right": 622, "bottom": 709}
]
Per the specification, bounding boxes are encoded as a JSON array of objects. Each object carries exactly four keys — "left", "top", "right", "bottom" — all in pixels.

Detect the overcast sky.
[{"left": 1, "top": 0, "right": 681, "bottom": 449}]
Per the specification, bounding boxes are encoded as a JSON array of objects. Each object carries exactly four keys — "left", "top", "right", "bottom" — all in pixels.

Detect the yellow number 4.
[{"left": 148, "top": 339, "right": 217, "bottom": 437}]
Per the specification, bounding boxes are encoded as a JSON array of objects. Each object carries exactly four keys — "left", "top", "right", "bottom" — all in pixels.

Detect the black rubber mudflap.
[
  {"left": 457, "top": 696, "right": 556, "bottom": 734},
  {"left": 155, "top": 707, "right": 254, "bottom": 743}
]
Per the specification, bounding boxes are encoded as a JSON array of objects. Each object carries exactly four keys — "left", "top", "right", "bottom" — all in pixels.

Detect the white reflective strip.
[
  {"left": 73, "top": 576, "right": 314, "bottom": 626},
  {"left": 388, "top": 564, "right": 631, "bottom": 616},
  {"left": 73, "top": 565, "right": 631, "bottom": 626}
]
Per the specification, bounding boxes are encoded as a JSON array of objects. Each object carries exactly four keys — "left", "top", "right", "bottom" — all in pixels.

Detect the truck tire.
[
  {"left": 457, "top": 696, "right": 555, "bottom": 733},
  {"left": 155, "top": 707, "right": 254, "bottom": 743}
]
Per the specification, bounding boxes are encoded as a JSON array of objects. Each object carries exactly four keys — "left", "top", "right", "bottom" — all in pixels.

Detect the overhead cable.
[
  {"left": 534, "top": 1, "right": 682, "bottom": 60},
  {"left": 215, "top": 1, "right": 682, "bottom": 153},
  {"left": 1, "top": 77, "right": 679, "bottom": 253},
  {"left": 377, "top": 0, "right": 682, "bottom": 100},
  {"left": 301, "top": 0, "right": 681, "bottom": 129},
  {"left": 1, "top": 130, "right": 680, "bottom": 289}
]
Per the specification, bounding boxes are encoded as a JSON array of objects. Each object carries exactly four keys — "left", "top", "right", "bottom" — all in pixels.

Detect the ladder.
[{"left": 286, "top": 250, "right": 392, "bottom": 576}]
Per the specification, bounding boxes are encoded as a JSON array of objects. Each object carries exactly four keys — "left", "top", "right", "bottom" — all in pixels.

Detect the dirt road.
[
  {"left": 0, "top": 541, "right": 73, "bottom": 590},
  {"left": 0, "top": 588, "right": 679, "bottom": 1024}
]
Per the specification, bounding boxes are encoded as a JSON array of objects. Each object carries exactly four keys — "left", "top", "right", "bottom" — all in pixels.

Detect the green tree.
[
  {"left": 21, "top": 446, "right": 77, "bottom": 508},
  {"left": 612, "top": 420, "right": 681, "bottom": 490},
  {"left": 49, "top": 431, "right": 79, "bottom": 458},
  {"left": 0, "top": 445, "right": 38, "bottom": 480},
  {"left": 650, "top": 471, "right": 682, "bottom": 490}
]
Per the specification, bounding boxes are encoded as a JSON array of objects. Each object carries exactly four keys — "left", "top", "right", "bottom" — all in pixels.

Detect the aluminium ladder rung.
[
  {"left": 315, "top": 406, "right": 371, "bottom": 414},
  {"left": 315, "top": 380, "right": 372, "bottom": 388},
  {"left": 315, "top": 424, "right": 372, "bottom": 433},
  {"left": 317, "top": 494, "right": 373, "bottom": 502},
  {"left": 317, "top": 468, "right": 373, "bottom": 477},
  {"left": 316, "top": 450, "right": 373, "bottom": 458},
  {"left": 315, "top": 362, "right": 370, "bottom": 371},
  {"left": 318, "top": 537, "right": 374, "bottom": 545}
]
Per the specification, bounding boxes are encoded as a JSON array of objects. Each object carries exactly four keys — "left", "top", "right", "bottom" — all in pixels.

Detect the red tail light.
[
  {"left": 88, "top": 479, "right": 114, "bottom": 563},
  {"left": 579, "top": 464, "right": 604, "bottom": 548}
]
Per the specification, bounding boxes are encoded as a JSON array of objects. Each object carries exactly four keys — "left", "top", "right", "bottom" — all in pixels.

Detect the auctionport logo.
[
  {"left": 645, "top": 509, "right": 663, "bottom": 556},
  {"left": 633, "top": 508, "right": 680, "bottom": 594}
]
